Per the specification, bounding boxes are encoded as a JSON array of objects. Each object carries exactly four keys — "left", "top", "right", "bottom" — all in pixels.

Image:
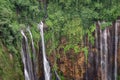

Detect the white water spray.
[{"left": 38, "top": 22, "right": 51, "bottom": 80}]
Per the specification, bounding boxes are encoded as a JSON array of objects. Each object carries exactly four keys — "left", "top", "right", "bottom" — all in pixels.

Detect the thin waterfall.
[
  {"left": 27, "top": 27, "right": 38, "bottom": 80},
  {"left": 38, "top": 21, "right": 51, "bottom": 80},
  {"left": 100, "top": 29, "right": 104, "bottom": 80},
  {"left": 114, "top": 21, "right": 118, "bottom": 80},
  {"left": 54, "top": 70, "right": 61, "bottom": 80},
  {"left": 21, "top": 30, "right": 35, "bottom": 80},
  {"left": 99, "top": 21, "right": 108, "bottom": 80},
  {"left": 103, "top": 29, "right": 108, "bottom": 80},
  {"left": 97, "top": 21, "right": 119, "bottom": 80},
  {"left": 99, "top": 21, "right": 104, "bottom": 80},
  {"left": 21, "top": 47, "right": 30, "bottom": 80},
  {"left": 19, "top": 21, "right": 119, "bottom": 80}
]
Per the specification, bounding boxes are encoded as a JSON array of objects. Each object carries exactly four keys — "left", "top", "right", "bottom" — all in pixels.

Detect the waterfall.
[
  {"left": 54, "top": 70, "right": 61, "bottom": 80},
  {"left": 21, "top": 47, "right": 30, "bottom": 80},
  {"left": 99, "top": 21, "right": 104, "bottom": 80},
  {"left": 114, "top": 21, "right": 118, "bottom": 80},
  {"left": 38, "top": 22, "right": 51, "bottom": 80},
  {"left": 19, "top": 20, "right": 119, "bottom": 80},
  {"left": 27, "top": 27, "right": 38, "bottom": 80},
  {"left": 21, "top": 30, "right": 35, "bottom": 80},
  {"left": 99, "top": 21, "right": 109, "bottom": 80},
  {"left": 97, "top": 21, "right": 119, "bottom": 80},
  {"left": 100, "top": 30, "right": 104, "bottom": 80},
  {"left": 103, "top": 29, "right": 108, "bottom": 80}
]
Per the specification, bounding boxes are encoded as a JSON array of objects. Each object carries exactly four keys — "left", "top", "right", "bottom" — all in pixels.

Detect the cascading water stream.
[
  {"left": 99, "top": 22, "right": 104, "bottom": 80},
  {"left": 38, "top": 22, "right": 51, "bottom": 80},
  {"left": 103, "top": 29, "right": 108, "bottom": 80},
  {"left": 99, "top": 21, "right": 109, "bottom": 80},
  {"left": 97, "top": 21, "right": 120, "bottom": 80},
  {"left": 21, "top": 30, "right": 35, "bottom": 80},
  {"left": 21, "top": 46, "right": 30, "bottom": 80},
  {"left": 27, "top": 27, "right": 38, "bottom": 80},
  {"left": 54, "top": 70, "right": 61, "bottom": 80},
  {"left": 114, "top": 21, "right": 118, "bottom": 80},
  {"left": 20, "top": 21, "right": 119, "bottom": 80}
]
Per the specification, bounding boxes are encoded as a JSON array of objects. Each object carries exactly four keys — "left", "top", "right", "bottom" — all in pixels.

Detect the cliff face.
[{"left": 37, "top": 21, "right": 120, "bottom": 80}]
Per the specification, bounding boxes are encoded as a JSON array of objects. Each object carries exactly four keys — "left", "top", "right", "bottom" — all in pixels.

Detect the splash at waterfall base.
[{"left": 21, "top": 21, "right": 120, "bottom": 80}]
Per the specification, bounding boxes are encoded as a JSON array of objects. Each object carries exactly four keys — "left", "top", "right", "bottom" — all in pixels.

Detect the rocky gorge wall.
[{"left": 37, "top": 21, "right": 120, "bottom": 80}]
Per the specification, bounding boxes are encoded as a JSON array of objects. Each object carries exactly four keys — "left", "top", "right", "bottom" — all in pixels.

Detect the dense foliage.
[
  {"left": 0, "top": 0, "right": 120, "bottom": 79},
  {"left": 0, "top": 0, "right": 42, "bottom": 79}
]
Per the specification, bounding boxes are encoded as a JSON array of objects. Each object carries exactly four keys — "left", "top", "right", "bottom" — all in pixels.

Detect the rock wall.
[{"left": 38, "top": 21, "right": 120, "bottom": 80}]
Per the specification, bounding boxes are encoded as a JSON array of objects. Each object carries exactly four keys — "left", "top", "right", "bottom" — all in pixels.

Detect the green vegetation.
[
  {"left": 0, "top": 0, "right": 42, "bottom": 79},
  {"left": 0, "top": 0, "right": 120, "bottom": 79}
]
